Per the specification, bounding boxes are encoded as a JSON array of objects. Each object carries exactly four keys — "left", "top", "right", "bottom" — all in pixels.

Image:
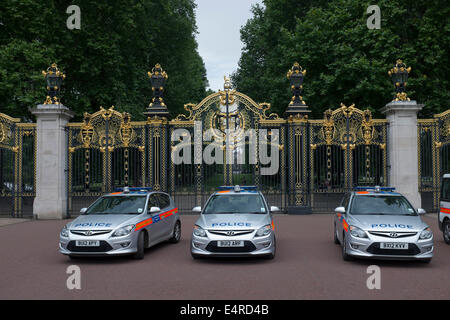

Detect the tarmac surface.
[{"left": 0, "top": 214, "right": 449, "bottom": 299}]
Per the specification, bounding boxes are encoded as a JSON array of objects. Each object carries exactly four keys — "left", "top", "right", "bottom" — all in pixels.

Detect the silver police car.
[
  {"left": 334, "top": 186, "right": 433, "bottom": 263},
  {"left": 191, "top": 186, "right": 278, "bottom": 259},
  {"left": 59, "top": 187, "right": 181, "bottom": 259}
]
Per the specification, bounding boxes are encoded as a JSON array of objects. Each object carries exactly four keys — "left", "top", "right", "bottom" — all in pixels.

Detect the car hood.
[
  {"left": 196, "top": 214, "right": 271, "bottom": 230},
  {"left": 350, "top": 214, "right": 426, "bottom": 232},
  {"left": 69, "top": 214, "right": 137, "bottom": 230}
]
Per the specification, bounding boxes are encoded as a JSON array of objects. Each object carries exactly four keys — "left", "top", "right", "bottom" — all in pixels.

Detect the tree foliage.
[
  {"left": 232, "top": 0, "right": 449, "bottom": 118},
  {"left": 0, "top": 0, "right": 208, "bottom": 120}
]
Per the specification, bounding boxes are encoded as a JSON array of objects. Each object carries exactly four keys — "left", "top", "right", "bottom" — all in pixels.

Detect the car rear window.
[{"left": 350, "top": 195, "right": 416, "bottom": 216}]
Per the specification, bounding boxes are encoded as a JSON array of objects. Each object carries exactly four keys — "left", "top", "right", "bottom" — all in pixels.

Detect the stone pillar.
[
  {"left": 381, "top": 101, "right": 423, "bottom": 209},
  {"left": 31, "top": 104, "right": 74, "bottom": 219}
]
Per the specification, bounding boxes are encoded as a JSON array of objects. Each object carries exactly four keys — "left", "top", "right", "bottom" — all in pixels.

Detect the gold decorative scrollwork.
[
  {"left": 361, "top": 109, "right": 374, "bottom": 145},
  {"left": 323, "top": 109, "right": 335, "bottom": 145},
  {"left": 219, "top": 89, "right": 236, "bottom": 106},
  {"left": 0, "top": 123, "right": 5, "bottom": 143},
  {"left": 81, "top": 112, "right": 94, "bottom": 148},
  {"left": 340, "top": 103, "right": 356, "bottom": 118},
  {"left": 100, "top": 106, "right": 115, "bottom": 120},
  {"left": 119, "top": 112, "right": 133, "bottom": 147}
]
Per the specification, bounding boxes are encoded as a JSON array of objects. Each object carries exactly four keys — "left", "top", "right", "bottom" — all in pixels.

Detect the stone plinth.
[
  {"left": 30, "top": 104, "right": 74, "bottom": 219},
  {"left": 381, "top": 100, "right": 423, "bottom": 209}
]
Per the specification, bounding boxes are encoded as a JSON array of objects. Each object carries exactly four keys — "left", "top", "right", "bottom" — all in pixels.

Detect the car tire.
[
  {"left": 443, "top": 220, "right": 450, "bottom": 245},
  {"left": 68, "top": 255, "right": 80, "bottom": 260},
  {"left": 169, "top": 221, "right": 181, "bottom": 243},
  {"left": 132, "top": 231, "right": 145, "bottom": 260},
  {"left": 334, "top": 223, "right": 340, "bottom": 244},
  {"left": 421, "top": 258, "right": 432, "bottom": 264},
  {"left": 342, "top": 233, "right": 353, "bottom": 261}
]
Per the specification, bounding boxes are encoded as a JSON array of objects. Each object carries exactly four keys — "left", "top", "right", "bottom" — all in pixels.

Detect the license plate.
[
  {"left": 76, "top": 240, "right": 100, "bottom": 247},
  {"left": 380, "top": 243, "right": 408, "bottom": 250},
  {"left": 217, "top": 240, "right": 244, "bottom": 247}
]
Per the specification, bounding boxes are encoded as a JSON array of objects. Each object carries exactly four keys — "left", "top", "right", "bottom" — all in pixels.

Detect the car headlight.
[
  {"left": 349, "top": 225, "right": 368, "bottom": 238},
  {"left": 419, "top": 227, "right": 433, "bottom": 240},
  {"left": 112, "top": 224, "right": 135, "bottom": 237},
  {"left": 60, "top": 225, "right": 69, "bottom": 238},
  {"left": 193, "top": 225, "right": 207, "bottom": 237},
  {"left": 256, "top": 224, "right": 272, "bottom": 237}
]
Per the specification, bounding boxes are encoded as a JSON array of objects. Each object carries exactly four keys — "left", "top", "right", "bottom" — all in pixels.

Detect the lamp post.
[
  {"left": 42, "top": 63, "right": 65, "bottom": 105},
  {"left": 285, "top": 62, "right": 311, "bottom": 118},
  {"left": 388, "top": 59, "right": 411, "bottom": 101},
  {"left": 145, "top": 63, "right": 169, "bottom": 118}
]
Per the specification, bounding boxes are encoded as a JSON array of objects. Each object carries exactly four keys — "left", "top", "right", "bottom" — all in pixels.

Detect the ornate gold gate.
[
  {"left": 169, "top": 89, "right": 285, "bottom": 211},
  {"left": 67, "top": 107, "right": 148, "bottom": 215},
  {"left": 418, "top": 110, "right": 450, "bottom": 211},
  {"left": 0, "top": 113, "right": 36, "bottom": 217}
]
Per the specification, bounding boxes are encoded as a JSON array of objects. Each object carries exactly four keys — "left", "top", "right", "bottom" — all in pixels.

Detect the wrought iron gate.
[
  {"left": 66, "top": 99, "right": 388, "bottom": 215},
  {"left": 418, "top": 110, "right": 450, "bottom": 212},
  {"left": 168, "top": 90, "right": 285, "bottom": 212},
  {"left": 286, "top": 103, "right": 388, "bottom": 212},
  {"left": 67, "top": 107, "right": 148, "bottom": 216},
  {"left": 0, "top": 113, "right": 36, "bottom": 217}
]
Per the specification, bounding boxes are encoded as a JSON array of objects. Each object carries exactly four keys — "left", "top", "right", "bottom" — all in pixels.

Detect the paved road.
[{"left": 0, "top": 214, "right": 449, "bottom": 299}]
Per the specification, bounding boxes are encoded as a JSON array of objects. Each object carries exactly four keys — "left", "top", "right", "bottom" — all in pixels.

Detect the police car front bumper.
[
  {"left": 345, "top": 233, "right": 434, "bottom": 261},
  {"left": 191, "top": 232, "right": 275, "bottom": 257},
  {"left": 59, "top": 232, "right": 139, "bottom": 256}
]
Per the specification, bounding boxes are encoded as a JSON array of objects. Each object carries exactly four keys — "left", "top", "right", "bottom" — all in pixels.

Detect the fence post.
[
  {"left": 31, "top": 104, "right": 74, "bottom": 219},
  {"left": 381, "top": 101, "right": 423, "bottom": 209}
]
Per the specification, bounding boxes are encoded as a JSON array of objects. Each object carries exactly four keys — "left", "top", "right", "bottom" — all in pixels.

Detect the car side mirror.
[
  {"left": 80, "top": 208, "right": 87, "bottom": 214},
  {"left": 270, "top": 206, "right": 280, "bottom": 213},
  {"left": 192, "top": 206, "right": 202, "bottom": 213},
  {"left": 417, "top": 208, "right": 426, "bottom": 215},
  {"left": 335, "top": 206, "right": 346, "bottom": 214},
  {"left": 149, "top": 206, "right": 161, "bottom": 214}
]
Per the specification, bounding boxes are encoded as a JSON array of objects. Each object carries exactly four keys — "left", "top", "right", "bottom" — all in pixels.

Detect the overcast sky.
[{"left": 195, "top": 0, "right": 263, "bottom": 91}]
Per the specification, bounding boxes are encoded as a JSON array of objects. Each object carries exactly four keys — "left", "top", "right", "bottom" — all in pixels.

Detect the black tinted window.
[
  {"left": 148, "top": 194, "right": 160, "bottom": 209},
  {"left": 341, "top": 193, "right": 350, "bottom": 209},
  {"left": 442, "top": 178, "right": 450, "bottom": 201},
  {"left": 158, "top": 194, "right": 170, "bottom": 209}
]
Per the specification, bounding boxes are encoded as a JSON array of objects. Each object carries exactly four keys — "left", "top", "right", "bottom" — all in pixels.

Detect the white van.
[{"left": 438, "top": 174, "right": 450, "bottom": 244}]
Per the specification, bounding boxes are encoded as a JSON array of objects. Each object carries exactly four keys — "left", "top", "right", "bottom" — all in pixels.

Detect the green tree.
[
  {"left": 0, "top": 0, "right": 208, "bottom": 121},
  {"left": 233, "top": 0, "right": 449, "bottom": 118}
]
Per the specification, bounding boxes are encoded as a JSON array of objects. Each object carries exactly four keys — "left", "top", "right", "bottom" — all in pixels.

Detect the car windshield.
[
  {"left": 203, "top": 194, "right": 267, "bottom": 214},
  {"left": 84, "top": 196, "right": 146, "bottom": 215},
  {"left": 350, "top": 195, "right": 417, "bottom": 216}
]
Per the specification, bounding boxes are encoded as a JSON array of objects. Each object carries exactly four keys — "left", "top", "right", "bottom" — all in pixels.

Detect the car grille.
[
  {"left": 67, "top": 241, "right": 113, "bottom": 252},
  {"left": 205, "top": 241, "right": 256, "bottom": 253},
  {"left": 70, "top": 230, "right": 111, "bottom": 236},
  {"left": 368, "top": 231, "right": 417, "bottom": 238},
  {"left": 366, "top": 243, "right": 421, "bottom": 256},
  {"left": 208, "top": 229, "right": 254, "bottom": 236}
]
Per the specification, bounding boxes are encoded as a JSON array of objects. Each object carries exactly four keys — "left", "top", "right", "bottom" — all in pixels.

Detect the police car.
[
  {"left": 191, "top": 186, "right": 278, "bottom": 259},
  {"left": 59, "top": 187, "right": 181, "bottom": 259},
  {"left": 438, "top": 174, "right": 450, "bottom": 244},
  {"left": 333, "top": 186, "right": 433, "bottom": 263}
]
